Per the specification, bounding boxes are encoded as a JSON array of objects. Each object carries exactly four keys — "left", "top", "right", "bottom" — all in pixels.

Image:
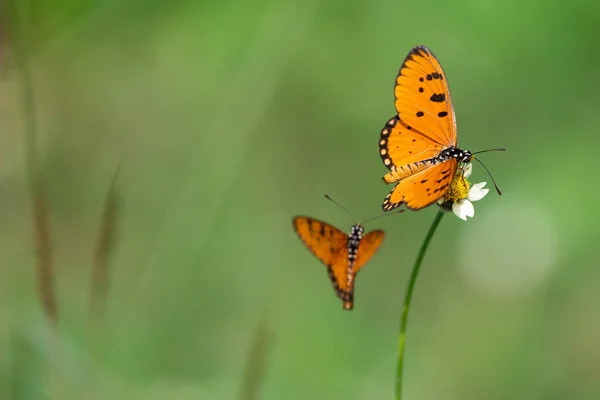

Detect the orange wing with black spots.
[
  {"left": 292, "top": 216, "right": 350, "bottom": 305},
  {"left": 379, "top": 116, "right": 444, "bottom": 182},
  {"left": 292, "top": 217, "right": 385, "bottom": 310},
  {"left": 379, "top": 45, "right": 464, "bottom": 211},
  {"left": 292, "top": 216, "right": 347, "bottom": 269},
  {"left": 353, "top": 230, "right": 385, "bottom": 271},
  {"left": 394, "top": 45, "right": 457, "bottom": 147},
  {"left": 382, "top": 159, "right": 458, "bottom": 211}
]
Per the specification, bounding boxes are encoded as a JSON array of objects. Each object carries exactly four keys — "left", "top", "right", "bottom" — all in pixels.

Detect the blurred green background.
[{"left": 2, "top": 0, "right": 600, "bottom": 399}]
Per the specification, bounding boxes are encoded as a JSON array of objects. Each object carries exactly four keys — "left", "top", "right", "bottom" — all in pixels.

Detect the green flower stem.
[{"left": 395, "top": 210, "right": 445, "bottom": 400}]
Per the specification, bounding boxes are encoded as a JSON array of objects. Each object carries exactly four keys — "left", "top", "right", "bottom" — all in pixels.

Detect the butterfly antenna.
[
  {"left": 360, "top": 209, "right": 405, "bottom": 225},
  {"left": 324, "top": 194, "right": 358, "bottom": 224},
  {"left": 472, "top": 148, "right": 506, "bottom": 155},
  {"left": 472, "top": 157, "right": 502, "bottom": 195}
]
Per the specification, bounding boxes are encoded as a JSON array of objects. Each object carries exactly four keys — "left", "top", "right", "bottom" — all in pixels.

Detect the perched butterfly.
[
  {"left": 292, "top": 196, "right": 395, "bottom": 310},
  {"left": 378, "top": 45, "right": 503, "bottom": 212}
]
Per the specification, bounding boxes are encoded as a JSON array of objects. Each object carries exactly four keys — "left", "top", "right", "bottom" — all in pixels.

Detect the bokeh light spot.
[{"left": 458, "top": 198, "right": 560, "bottom": 299}]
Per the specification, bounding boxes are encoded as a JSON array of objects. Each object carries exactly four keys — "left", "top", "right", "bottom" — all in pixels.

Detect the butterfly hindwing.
[
  {"left": 382, "top": 159, "right": 458, "bottom": 211},
  {"left": 394, "top": 45, "right": 457, "bottom": 148},
  {"left": 379, "top": 116, "right": 444, "bottom": 182},
  {"left": 327, "top": 249, "right": 353, "bottom": 306}
]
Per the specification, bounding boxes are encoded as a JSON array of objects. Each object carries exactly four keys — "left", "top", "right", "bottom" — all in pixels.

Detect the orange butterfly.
[
  {"left": 292, "top": 200, "right": 390, "bottom": 310},
  {"left": 379, "top": 45, "right": 475, "bottom": 211}
]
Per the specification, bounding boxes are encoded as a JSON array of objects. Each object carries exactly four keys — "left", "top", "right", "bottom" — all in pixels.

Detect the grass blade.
[
  {"left": 6, "top": 0, "right": 58, "bottom": 326},
  {"left": 90, "top": 165, "right": 121, "bottom": 319},
  {"left": 238, "top": 313, "right": 275, "bottom": 400}
]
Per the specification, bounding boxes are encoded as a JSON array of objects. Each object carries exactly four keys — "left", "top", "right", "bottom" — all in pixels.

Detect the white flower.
[
  {"left": 437, "top": 163, "right": 490, "bottom": 221},
  {"left": 451, "top": 182, "right": 489, "bottom": 221}
]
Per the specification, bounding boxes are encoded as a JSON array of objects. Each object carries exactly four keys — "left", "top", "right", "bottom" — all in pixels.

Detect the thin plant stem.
[
  {"left": 90, "top": 165, "right": 121, "bottom": 319},
  {"left": 8, "top": 5, "right": 64, "bottom": 399},
  {"left": 238, "top": 313, "right": 274, "bottom": 400},
  {"left": 395, "top": 210, "right": 445, "bottom": 400},
  {"left": 8, "top": 0, "right": 58, "bottom": 326}
]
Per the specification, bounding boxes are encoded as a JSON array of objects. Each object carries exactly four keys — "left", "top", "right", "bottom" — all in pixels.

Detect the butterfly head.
[
  {"left": 461, "top": 150, "right": 473, "bottom": 163},
  {"left": 348, "top": 224, "right": 364, "bottom": 244},
  {"left": 439, "top": 147, "right": 472, "bottom": 163}
]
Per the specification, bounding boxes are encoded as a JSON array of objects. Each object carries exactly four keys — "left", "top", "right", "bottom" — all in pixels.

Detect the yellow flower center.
[{"left": 443, "top": 169, "right": 470, "bottom": 203}]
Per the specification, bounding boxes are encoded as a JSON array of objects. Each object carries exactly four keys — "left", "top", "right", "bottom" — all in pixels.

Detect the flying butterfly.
[
  {"left": 378, "top": 45, "right": 504, "bottom": 211},
  {"left": 292, "top": 196, "right": 400, "bottom": 310}
]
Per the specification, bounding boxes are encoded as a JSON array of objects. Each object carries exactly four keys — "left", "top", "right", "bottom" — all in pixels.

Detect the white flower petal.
[
  {"left": 452, "top": 199, "right": 474, "bottom": 220},
  {"left": 468, "top": 182, "right": 489, "bottom": 202},
  {"left": 462, "top": 199, "right": 475, "bottom": 218},
  {"left": 462, "top": 163, "right": 473, "bottom": 179},
  {"left": 452, "top": 201, "right": 466, "bottom": 220}
]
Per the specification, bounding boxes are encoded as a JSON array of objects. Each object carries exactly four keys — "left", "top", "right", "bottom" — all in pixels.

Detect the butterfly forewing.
[
  {"left": 394, "top": 46, "right": 457, "bottom": 148},
  {"left": 383, "top": 159, "right": 458, "bottom": 211},
  {"left": 353, "top": 230, "right": 385, "bottom": 271},
  {"left": 292, "top": 216, "right": 347, "bottom": 267},
  {"left": 292, "top": 216, "right": 351, "bottom": 302}
]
